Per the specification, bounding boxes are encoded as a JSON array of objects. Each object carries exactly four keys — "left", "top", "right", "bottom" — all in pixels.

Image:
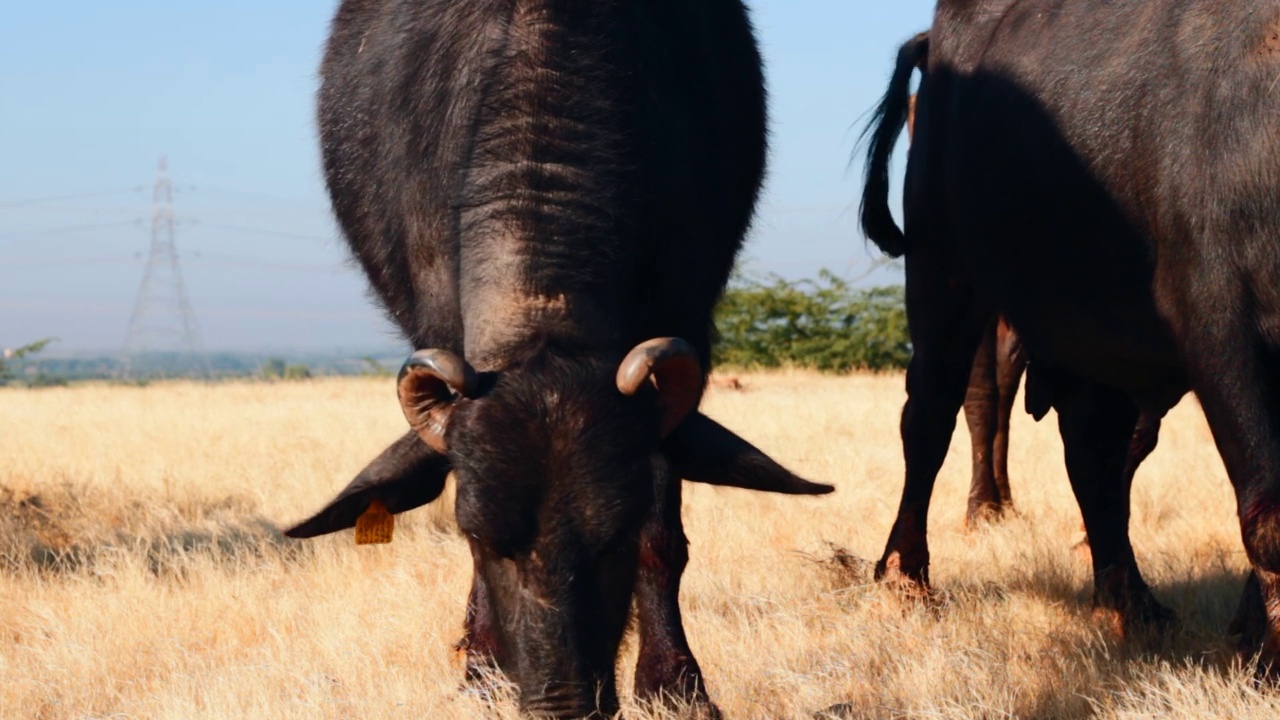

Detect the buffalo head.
[{"left": 285, "top": 337, "right": 830, "bottom": 716}]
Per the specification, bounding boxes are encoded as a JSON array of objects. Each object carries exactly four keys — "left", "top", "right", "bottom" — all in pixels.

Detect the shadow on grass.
[
  {"left": 808, "top": 542, "right": 1254, "bottom": 719},
  {"left": 0, "top": 475, "right": 466, "bottom": 578},
  {"left": 0, "top": 483, "right": 312, "bottom": 576}
]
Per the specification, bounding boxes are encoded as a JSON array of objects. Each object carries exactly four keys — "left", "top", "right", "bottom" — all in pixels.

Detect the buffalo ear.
[
  {"left": 662, "top": 412, "right": 834, "bottom": 495},
  {"left": 616, "top": 337, "right": 703, "bottom": 437},
  {"left": 399, "top": 349, "right": 477, "bottom": 453},
  {"left": 283, "top": 430, "right": 452, "bottom": 539}
]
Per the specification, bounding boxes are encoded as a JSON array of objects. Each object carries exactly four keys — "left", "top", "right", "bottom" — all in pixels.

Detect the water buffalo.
[
  {"left": 862, "top": 3, "right": 1280, "bottom": 676},
  {"left": 904, "top": 75, "right": 1163, "bottom": 530},
  {"left": 282, "top": 0, "right": 831, "bottom": 716}
]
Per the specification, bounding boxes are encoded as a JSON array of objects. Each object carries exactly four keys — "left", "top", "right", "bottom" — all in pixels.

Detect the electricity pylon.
[{"left": 121, "top": 156, "right": 208, "bottom": 378}]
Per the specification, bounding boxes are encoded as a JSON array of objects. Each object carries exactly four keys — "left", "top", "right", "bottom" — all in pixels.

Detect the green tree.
[
  {"left": 261, "top": 357, "right": 312, "bottom": 380},
  {"left": 283, "top": 364, "right": 312, "bottom": 380},
  {"left": 713, "top": 270, "right": 910, "bottom": 372},
  {"left": 0, "top": 338, "right": 57, "bottom": 384},
  {"left": 361, "top": 356, "right": 392, "bottom": 377},
  {"left": 260, "top": 357, "right": 287, "bottom": 379}
]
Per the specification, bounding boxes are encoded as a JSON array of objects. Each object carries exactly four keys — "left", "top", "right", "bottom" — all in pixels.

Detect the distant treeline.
[
  {"left": 713, "top": 269, "right": 910, "bottom": 372},
  {"left": 0, "top": 348, "right": 404, "bottom": 386},
  {"left": 3, "top": 269, "right": 909, "bottom": 385}
]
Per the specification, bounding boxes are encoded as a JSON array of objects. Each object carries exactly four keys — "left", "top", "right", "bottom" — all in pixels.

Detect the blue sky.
[{"left": 0, "top": 1, "right": 933, "bottom": 351}]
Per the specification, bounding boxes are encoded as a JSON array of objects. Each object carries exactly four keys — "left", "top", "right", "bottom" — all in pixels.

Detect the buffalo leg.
[
  {"left": 457, "top": 565, "right": 502, "bottom": 687},
  {"left": 991, "top": 316, "right": 1026, "bottom": 510},
  {"left": 1230, "top": 571, "right": 1268, "bottom": 661},
  {"left": 1074, "top": 411, "right": 1161, "bottom": 553},
  {"left": 966, "top": 316, "right": 1025, "bottom": 527},
  {"left": 1182, "top": 327, "right": 1280, "bottom": 677},
  {"left": 1128, "top": 413, "right": 1161, "bottom": 476},
  {"left": 1054, "top": 372, "right": 1173, "bottom": 635},
  {"left": 963, "top": 318, "right": 1003, "bottom": 526},
  {"left": 876, "top": 252, "right": 991, "bottom": 591},
  {"left": 633, "top": 466, "right": 716, "bottom": 715}
]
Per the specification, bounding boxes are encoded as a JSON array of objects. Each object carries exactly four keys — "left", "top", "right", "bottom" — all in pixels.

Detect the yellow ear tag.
[{"left": 355, "top": 499, "right": 395, "bottom": 545}]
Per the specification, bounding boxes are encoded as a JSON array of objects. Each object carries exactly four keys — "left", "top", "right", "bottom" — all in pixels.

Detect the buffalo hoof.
[
  {"left": 1091, "top": 591, "right": 1177, "bottom": 642},
  {"left": 1090, "top": 562, "right": 1177, "bottom": 642},
  {"left": 1230, "top": 571, "right": 1280, "bottom": 684},
  {"left": 874, "top": 550, "right": 930, "bottom": 594},
  {"left": 635, "top": 661, "right": 718, "bottom": 719},
  {"left": 962, "top": 500, "right": 1013, "bottom": 531},
  {"left": 691, "top": 701, "right": 723, "bottom": 720},
  {"left": 1071, "top": 521, "right": 1092, "bottom": 560},
  {"left": 1247, "top": 636, "right": 1280, "bottom": 688},
  {"left": 637, "top": 693, "right": 721, "bottom": 720},
  {"left": 874, "top": 552, "right": 948, "bottom": 613},
  {"left": 1252, "top": 658, "right": 1280, "bottom": 688},
  {"left": 1071, "top": 535, "right": 1092, "bottom": 561},
  {"left": 1091, "top": 602, "right": 1177, "bottom": 642},
  {"left": 1230, "top": 572, "right": 1269, "bottom": 659}
]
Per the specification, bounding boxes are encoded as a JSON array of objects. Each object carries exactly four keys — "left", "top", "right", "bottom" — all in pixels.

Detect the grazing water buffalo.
[
  {"left": 903, "top": 61, "right": 1163, "bottom": 530},
  {"left": 862, "top": 3, "right": 1280, "bottom": 676},
  {"left": 283, "top": 0, "right": 832, "bottom": 716}
]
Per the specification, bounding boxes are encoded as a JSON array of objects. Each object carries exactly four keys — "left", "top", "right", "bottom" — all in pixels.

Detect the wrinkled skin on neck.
[{"left": 447, "top": 351, "right": 661, "bottom": 716}]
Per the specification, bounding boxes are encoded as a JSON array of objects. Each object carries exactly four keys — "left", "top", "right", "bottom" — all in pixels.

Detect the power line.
[
  {"left": 0, "top": 205, "right": 153, "bottom": 217},
  {"left": 0, "top": 256, "right": 141, "bottom": 270},
  {"left": 0, "top": 297, "right": 374, "bottom": 320},
  {"left": 187, "top": 220, "right": 336, "bottom": 244},
  {"left": 0, "top": 219, "right": 334, "bottom": 244},
  {"left": 0, "top": 220, "right": 143, "bottom": 241},
  {"left": 0, "top": 251, "right": 351, "bottom": 274},
  {"left": 187, "top": 251, "right": 346, "bottom": 274},
  {"left": 193, "top": 257, "right": 344, "bottom": 273},
  {"left": 0, "top": 188, "right": 143, "bottom": 208},
  {"left": 189, "top": 184, "right": 328, "bottom": 208}
]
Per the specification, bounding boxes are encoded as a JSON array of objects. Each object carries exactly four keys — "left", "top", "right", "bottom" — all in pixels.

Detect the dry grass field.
[{"left": 1, "top": 372, "right": 1277, "bottom": 719}]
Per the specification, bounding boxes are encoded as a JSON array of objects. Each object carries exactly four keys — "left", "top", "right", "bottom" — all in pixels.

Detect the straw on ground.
[{"left": 0, "top": 374, "right": 1267, "bottom": 719}]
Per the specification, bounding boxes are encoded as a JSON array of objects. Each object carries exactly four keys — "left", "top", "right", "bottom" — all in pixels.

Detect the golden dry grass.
[{"left": 0, "top": 372, "right": 1275, "bottom": 719}]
